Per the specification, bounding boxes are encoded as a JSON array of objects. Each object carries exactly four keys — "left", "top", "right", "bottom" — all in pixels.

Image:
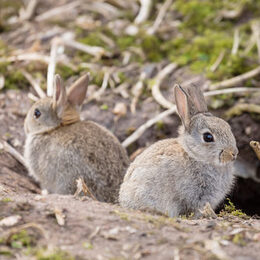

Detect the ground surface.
[
  {"left": 1, "top": 0, "right": 260, "bottom": 259},
  {"left": 1, "top": 188, "right": 260, "bottom": 260}
]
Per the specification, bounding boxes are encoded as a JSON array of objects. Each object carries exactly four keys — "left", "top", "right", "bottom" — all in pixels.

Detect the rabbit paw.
[{"left": 195, "top": 202, "right": 217, "bottom": 219}]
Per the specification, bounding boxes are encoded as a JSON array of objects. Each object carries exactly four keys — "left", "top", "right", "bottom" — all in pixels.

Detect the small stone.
[{"left": 0, "top": 215, "right": 22, "bottom": 227}]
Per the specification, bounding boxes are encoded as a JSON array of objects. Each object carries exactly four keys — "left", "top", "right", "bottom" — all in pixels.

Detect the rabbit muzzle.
[{"left": 219, "top": 147, "right": 238, "bottom": 164}]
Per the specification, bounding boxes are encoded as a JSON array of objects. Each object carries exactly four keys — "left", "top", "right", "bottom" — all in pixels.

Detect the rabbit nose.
[
  {"left": 231, "top": 147, "right": 239, "bottom": 160},
  {"left": 220, "top": 147, "right": 238, "bottom": 163},
  {"left": 231, "top": 152, "right": 237, "bottom": 161}
]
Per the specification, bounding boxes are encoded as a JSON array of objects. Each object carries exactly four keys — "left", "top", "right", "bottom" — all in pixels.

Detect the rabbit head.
[
  {"left": 24, "top": 73, "right": 89, "bottom": 135},
  {"left": 174, "top": 84, "right": 238, "bottom": 166}
]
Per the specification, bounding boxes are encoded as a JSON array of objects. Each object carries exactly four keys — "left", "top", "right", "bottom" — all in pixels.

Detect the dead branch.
[
  {"left": 151, "top": 63, "right": 178, "bottom": 109},
  {"left": 63, "top": 39, "right": 107, "bottom": 58},
  {"left": 135, "top": 0, "right": 153, "bottom": 24},
  {"left": 87, "top": 71, "right": 110, "bottom": 102},
  {"left": 21, "top": 70, "right": 46, "bottom": 98},
  {"left": 231, "top": 28, "right": 240, "bottom": 55},
  {"left": 181, "top": 76, "right": 202, "bottom": 87},
  {"left": 112, "top": 82, "right": 130, "bottom": 99},
  {"left": 28, "top": 92, "right": 39, "bottom": 102},
  {"left": 5, "top": 223, "right": 48, "bottom": 244},
  {"left": 131, "top": 72, "right": 146, "bottom": 114},
  {"left": 122, "top": 105, "right": 177, "bottom": 148},
  {"left": 0, "top": 53, "right": 50, "bottom": 64},
  {"left": 225, "top": 103, "right": 260, "bottom": 119},
  {"left": 219, "top": 6, "right": 243, "bottom": 20},
  {"left": 244, "top": 33, "right": 256, "bottom": 55},
  {"left": 0, "top": 75, "right": 4, "bottom": 90},
  {"left": 209, "top": 66, "right": 260, "bottom": 90},
  {"left": 74, "top": 177, "right": 97, "bottom": 200},
  {"left": 47, "top": 38, "right": 62, "bottom": 96},
  {"left": 19, "top": 0, "right": 39, "bottom": 21},
  {"left": 84, "top": 2, "right": 121, "bottom": 18},
  {"left": 147, "top": 0, "right": 173, "bottom": 35},
  {"left": 35, "top": 1, "right": 81, "bottom": 22},
  {"left": 210, "top": 50, "right": 225, "bottom": 72},
  {"left": 205, "top": 87, "right": 260, "bottom": 97},
  {"left": 251, "top": 21, "right": 260, "bottom": 63},
  {"left": 1, "top": 140, "right": 26, "bottom": 167},
  {"left": 250, "top": 141, "right": 260, "bottom": 160},
  {"left": 54, "top": 208, "right": 65, "bottom": 226},
  {"left": 0, "top": 53, "right": 73, "bottom": 69}
]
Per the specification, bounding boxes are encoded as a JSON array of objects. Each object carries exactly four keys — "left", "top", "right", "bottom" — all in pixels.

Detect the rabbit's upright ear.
[
  {"left": 53, "top": 74, "right": 67, "bottom": 118},
  {"left": 67, "top": 73, "right": 89, "bottom": 107},
  {"left": 174, "top": 84, "right": 190, "bottom": 129},
  {"left": 188, "top": 85, "right": 208, "bottom": 114}
]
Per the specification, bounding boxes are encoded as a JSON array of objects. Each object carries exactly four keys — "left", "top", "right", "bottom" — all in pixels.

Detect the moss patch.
[
  {"left": 219, "top": 198, "right": 249, "bottom": 218},
  {"left": 160, "top": 0, "right": 260, "bottom": 81}
]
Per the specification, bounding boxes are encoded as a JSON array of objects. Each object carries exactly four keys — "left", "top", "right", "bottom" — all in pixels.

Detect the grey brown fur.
[
  {"left": 24, "top": 74, "right": 129, "bottom": 203},
  {"left": 119, "top": 84, "right": 238, "bottom": 217}
]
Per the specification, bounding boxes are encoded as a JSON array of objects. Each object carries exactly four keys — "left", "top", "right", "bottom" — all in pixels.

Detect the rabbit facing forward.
[
  {"left": 119, "top": 84, "right": 238, "bottom": 217},
  {"left": 24, "top": 74, "right": 129, "bottom": 203}
]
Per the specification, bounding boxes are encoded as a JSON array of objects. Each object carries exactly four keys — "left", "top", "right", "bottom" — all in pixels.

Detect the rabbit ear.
[
  {"left": 188, "top": 85, "right": 208, "bottom": 114},
  {"left": 53, "top": 74, "right": 67, "bottom": 118},
  {"left": 67, "top": 73, "right": 89, "bottom": 106},
  {"left": 174, "top": 84, "right": 190, "bottom": 128}
]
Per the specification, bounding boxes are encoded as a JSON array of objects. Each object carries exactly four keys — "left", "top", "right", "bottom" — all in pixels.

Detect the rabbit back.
[
  {"left": 25, "top": 120, "right": 129, "bottom": 202},
  {"left": 119, "top": 138, "right": 234, "bottom": 217}
]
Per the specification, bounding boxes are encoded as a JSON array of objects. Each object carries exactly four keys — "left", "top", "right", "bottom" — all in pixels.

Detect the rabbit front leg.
[{"left": 167, "top": 204, "right": 181, "bottom": 218}]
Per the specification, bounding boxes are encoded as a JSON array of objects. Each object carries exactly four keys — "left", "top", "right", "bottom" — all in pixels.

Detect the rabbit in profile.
[
  {"left": 24, "top": 74, "right": 129, "bottom": 203},
  {"left": 119, "top": 84, "right": 238, "bottom": 217}
]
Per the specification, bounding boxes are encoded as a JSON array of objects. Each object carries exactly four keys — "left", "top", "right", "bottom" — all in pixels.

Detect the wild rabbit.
[
  {"left": 24, "top": 74, "right": 129, "bottom": 203},
  {"left": 119, "top": 84, "right": 238, "bottom": 217}
]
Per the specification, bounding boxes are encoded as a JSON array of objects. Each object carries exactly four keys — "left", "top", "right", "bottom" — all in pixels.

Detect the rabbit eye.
[
  {"left": 34, "top": 108, "right": 41, "bottom": 119},
  {"left": 203, "top": 132, "right": 214, "bottom": 142}
]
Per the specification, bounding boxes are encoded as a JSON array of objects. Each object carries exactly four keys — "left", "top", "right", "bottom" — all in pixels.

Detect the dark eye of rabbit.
[
  {"left": 34, "top": 108, "right": 41, "bottom": 119},
  {"left": 203, "top": 132, "right": 214, "bottom": 142}
]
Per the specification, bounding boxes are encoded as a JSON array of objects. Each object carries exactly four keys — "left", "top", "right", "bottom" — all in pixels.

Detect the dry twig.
[
  {"left": 19, "top": 0, "right": 39, "bottom": 21},
  {"left": 87, "top": 71, "right": 110, "bottom": 102},
  {"left": 151, "top": 63, "right": 178, "bottom": 109},
  {"left": 135, "top": 0, "right": 153, "bottom": 24},
  {"left": 122, "top": 105, "right": 177, "bottom": 148},
  {"left": 250, "top": 141, "right": 260, "bottom": 160},
  {"left": 54, "top": 208, "right": 65, "bottom": 226},
  {"left": 131, "top": 72, "right": 146, "bottom": 114},
  {"left": 231, "top": 28, "right": 240, "bottom": 55},
  {"left": 47, "top": 38, "right": 62, "bottom": 96},
  {"left": 35, "top": 1, "right": 81, "bottom": 22},
  {"left": 84, "top": 2, "right": 121, "bottom": 18},
  {"left": 219, "top": 6, "right": 243, "bottom": 20},
  {"left": 251, "top": 21, "right": 260, "bottom": 63},
  {"left": 1, "top": 140, "right": 26, "bottom": 167},
  {"left": 21, "top": 70, "right": 46, "bottom": 98},
  {"left": 244, "top": 33, "right": 256, "bottom": 55},
  {"left": 147, "top": 0, "right": 173, "bottom": 35},
  {"left": 209, "top": 66, "right": 260, "bottom": 90},
  {"left": 64, "top": 39, "right": 107, "bottom": 58},
  {"left": 28, "top": 92, "right": 39, "bottom": 102},
  {"left": 225, "top": 103, "right": 260, "bottom": 119},
  {"left": 210, "top": 50, "right": 226, "bottom": 72},
  {"left": 0, "top": 53, "right": 51, "bottom": 64},
  {"left": 5, "top": 223, "right": 48, "bottom": 244},
  {"left": 205, "top": 87, "right": 259, "bottom": 97},
  {"left": 74, "top": 177, "right": 97, "bottom": 200}
]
